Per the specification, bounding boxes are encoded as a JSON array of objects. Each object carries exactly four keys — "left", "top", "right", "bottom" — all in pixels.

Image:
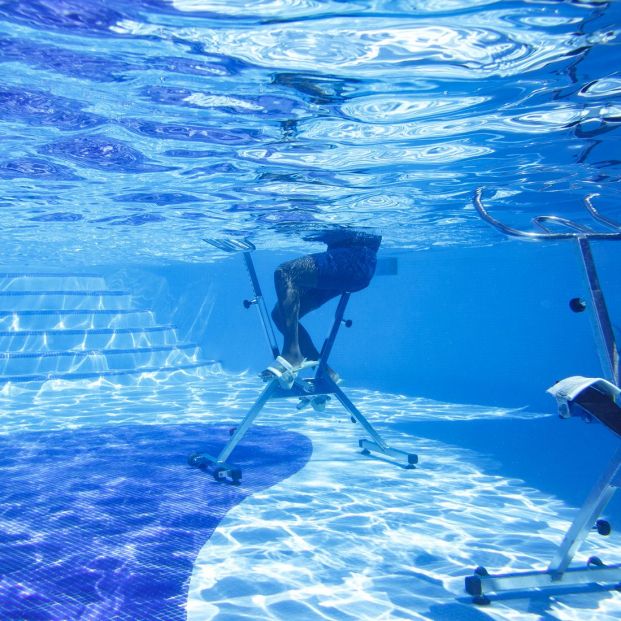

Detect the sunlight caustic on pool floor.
[
  {"left": 2, "top": 369, "right": 621, "bottom": 620},
  {"left": 185, "top": 394, "right": 621, "bottom": 621}
]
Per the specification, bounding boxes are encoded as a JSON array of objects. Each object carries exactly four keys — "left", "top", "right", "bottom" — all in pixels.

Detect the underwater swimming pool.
[{"left": 1, "top": 1, "right": 621, "bottom": 619}]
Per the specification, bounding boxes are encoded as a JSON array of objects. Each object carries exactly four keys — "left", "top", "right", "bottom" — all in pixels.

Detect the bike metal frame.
[
  {"left": 192, "top": 239, "right": 418, "bottom": 483},
  {"left": 466, "top": 190, "right": 621, "bottom": 603}
]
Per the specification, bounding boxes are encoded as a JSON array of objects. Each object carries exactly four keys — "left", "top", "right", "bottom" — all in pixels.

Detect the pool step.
[
  {"left": 0, "top": 309, "right": 157, "bottom": 331},
  {"left": 0, "top": 291, "right": 132, "bottom": 311},
  {"left": 0, "top": 272, "right": 215, "bottom": 386},
  {"left": 0, "top": 361, "right": 215, "bottom": 385},
  {"left": 0, "top": 344, "right": 203, "bottom": 375},
  {"left": 0, "top": 273, "right": 106, "bottom": 291},
  {"left": 0, "top": 326, "right": 179, "bottom": 352}
]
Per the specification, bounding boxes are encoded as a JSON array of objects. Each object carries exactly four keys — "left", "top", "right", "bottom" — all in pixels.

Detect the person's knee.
[
  {"left": 275, "top": 256, "right": 318, "bottom": 292},
  {"left": 274, "top": 265, "right": 287, "bottom": 284},
  {"left": 274, "top": 264, "right": 293, "bottom": 296}
]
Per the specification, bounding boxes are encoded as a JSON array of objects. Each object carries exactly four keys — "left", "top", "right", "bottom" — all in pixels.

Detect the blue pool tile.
[{"left": 0, "top": 423, "right": 312, "bottom": 620}]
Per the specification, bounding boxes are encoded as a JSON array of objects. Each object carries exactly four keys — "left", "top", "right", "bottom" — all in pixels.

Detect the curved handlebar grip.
[{"left": 473, "top": 188, "right": 621, "bottom": 240}]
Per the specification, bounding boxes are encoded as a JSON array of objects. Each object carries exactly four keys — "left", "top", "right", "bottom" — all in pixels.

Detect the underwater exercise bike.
[
  {"left": 465, "top": 189, "right": 621, "bottom": 604},
  {"left": 188, "top": 238, "right": 417, "bottom": 484}
]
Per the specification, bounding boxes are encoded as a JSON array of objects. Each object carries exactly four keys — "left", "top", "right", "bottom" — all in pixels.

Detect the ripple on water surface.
[{"left": 0, "top": 1, "right": 619, "bottom": 263}]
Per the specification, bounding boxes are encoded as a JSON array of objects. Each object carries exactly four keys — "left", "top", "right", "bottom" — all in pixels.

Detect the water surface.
[{"left": 0, "top": 0, "right": 619, "bottom": 265}]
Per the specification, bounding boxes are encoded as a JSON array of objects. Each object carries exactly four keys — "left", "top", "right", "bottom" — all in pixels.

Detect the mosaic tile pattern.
[{"left": 0, "top": 423, "right": 312, "bottom": 620}]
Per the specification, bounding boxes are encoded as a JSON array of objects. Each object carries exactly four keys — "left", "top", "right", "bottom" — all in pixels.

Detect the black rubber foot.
[
  {"left": 472, "top": 595, "right": 491, "bottom": 606},
  {"left": 188, "top": 453, "right": 206, "bottom": 468},
  {"left": 465, "top": 574, "right": 482, "bottom": 597}
]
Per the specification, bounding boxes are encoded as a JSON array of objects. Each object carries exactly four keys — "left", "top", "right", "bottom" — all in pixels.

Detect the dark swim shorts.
[{"left": 310, "top": 246, "right": 377, "bottom": 293}]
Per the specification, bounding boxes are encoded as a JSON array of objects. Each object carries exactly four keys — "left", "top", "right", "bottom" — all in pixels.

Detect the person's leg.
[
  {"left": 272, "top": 286, "right": 339, "bottom": 362},
  {"left": 272, "top": 255, "right": 320, "bottom": 367},
  {"left": 266, "top": 249, "right": 353, "bottom": 382},
  {"left": 298, "top": 292, "right": 342, "bottom": 383},
  {"left": 297, "top": 323, "right": 320, "bottom": 361}
]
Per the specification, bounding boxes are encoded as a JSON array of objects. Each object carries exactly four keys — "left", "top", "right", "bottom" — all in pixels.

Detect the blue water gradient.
[
  {"left": 0, "top": 423, "right": 312, "bottom": 621},
  {"left": 0, "top": 0, "right": 619, "bottom": 265}
]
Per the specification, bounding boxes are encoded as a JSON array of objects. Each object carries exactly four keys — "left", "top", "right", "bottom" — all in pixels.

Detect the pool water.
[
  {"left": 1, "top": 0, "right": 620, "bottom": 265},
  {"left": 1, "top": 1, "right": 621, "bottom": 620}
]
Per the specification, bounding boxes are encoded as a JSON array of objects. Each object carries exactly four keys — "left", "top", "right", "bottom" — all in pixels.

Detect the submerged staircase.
[{"left": 0, "top": 272, "right": 216, "bottom": 385}]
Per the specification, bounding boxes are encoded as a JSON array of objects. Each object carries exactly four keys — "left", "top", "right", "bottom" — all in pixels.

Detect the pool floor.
[{"left": 2, "top": 369, "right": 621, "bottom": 621}]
